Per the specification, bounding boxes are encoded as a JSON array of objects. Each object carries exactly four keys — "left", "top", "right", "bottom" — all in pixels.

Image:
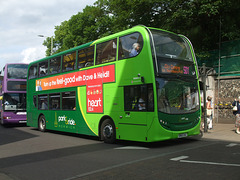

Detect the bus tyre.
[
  {"left": 38, "top": 115, "right": 46, "bottom": 132},
  {"left": 101, "top": 119, "right": 116, "bottom": 144}
]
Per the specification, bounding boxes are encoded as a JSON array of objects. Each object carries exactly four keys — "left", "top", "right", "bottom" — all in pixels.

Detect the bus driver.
[{"left": 129, "top": 43, "right": 140, "bottom": 57}]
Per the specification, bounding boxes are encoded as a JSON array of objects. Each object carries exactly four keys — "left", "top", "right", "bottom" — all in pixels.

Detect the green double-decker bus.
[{"left": 27, "top": 25, "right": 201, "bottom": 143}]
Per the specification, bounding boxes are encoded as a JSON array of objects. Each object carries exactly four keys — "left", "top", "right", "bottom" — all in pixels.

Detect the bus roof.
[
  {"left": 29, "top": 25, "right": 179, "bottom": 66},
  {"left": 29, "top": 41, "right": 94, "bottom": 66}
]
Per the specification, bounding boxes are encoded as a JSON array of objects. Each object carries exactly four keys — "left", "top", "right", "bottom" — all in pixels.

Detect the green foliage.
[
  {"left": 43, "top": 0, "right": 240, "bottom": 57},
  {"left": 44, "top": 5, "right": 115, "bottom": 56}
]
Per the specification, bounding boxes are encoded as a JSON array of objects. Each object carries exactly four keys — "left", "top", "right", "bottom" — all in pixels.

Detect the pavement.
[{"left": 201, "top": 123, "right": 240, "bottom": 143}]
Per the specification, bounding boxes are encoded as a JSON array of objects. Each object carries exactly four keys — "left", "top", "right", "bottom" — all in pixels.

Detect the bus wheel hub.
[{"left": 103, "top": 124, "right": 113, "bottom": 138}]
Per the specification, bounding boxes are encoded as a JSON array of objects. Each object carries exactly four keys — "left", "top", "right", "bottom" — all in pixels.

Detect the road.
[{"left": 0, "top": 125, "right": 239, "bottom": 180}]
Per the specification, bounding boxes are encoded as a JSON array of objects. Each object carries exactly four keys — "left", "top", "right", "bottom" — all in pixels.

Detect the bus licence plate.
[
  {"left": 178, "top": 133, "right": 188, "bottom": 138},
  {"left": 19, "top": 121, "right": 27, "bottom": 123},
  {"left": 17, "top": 112, "right": 27, "bottom": 115}
]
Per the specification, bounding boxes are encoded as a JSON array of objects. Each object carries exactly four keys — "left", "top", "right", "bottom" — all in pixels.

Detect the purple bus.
[{"left": 0, "top": 63, "right": 28, "bottom": 124}]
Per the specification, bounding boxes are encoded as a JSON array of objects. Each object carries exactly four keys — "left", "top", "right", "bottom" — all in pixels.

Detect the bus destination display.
[{"left": 160, "top": 62, "right": 192, "bottom": 75}]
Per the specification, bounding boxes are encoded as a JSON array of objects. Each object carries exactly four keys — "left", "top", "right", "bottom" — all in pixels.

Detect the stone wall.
[{"left": 214, "top": 78, "right": 240, "bottom": 123}]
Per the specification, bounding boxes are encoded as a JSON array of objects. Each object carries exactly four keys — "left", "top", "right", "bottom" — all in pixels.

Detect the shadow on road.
[{"left": 0, "top": 124, "right": 37, "bottom": 146}]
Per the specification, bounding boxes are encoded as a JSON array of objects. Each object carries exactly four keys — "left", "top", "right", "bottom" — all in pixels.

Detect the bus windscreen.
[
  {"left": 3, "top": 93, "right": 26, "bottom": 111},
  {"left": 7, "top": 64, "right": 28, "bottom": 79}
]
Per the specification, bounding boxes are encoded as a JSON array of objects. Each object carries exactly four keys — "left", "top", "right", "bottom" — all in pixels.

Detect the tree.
[
  {"left": 95, "top": 0, "right": 240, "bottom": 53},
  {"left": 43, "top": 5, "right": 114, "bottom": 56},
  {"left": 43, "top": 0, "right": 240, "bottom": 56}
]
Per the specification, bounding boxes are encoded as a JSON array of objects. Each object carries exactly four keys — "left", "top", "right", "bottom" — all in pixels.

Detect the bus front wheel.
[
  {"left": 101, "top": 119, "right": 116, "bottom": 144},
  {"left": 38, "top": 115, "right": 46, "bottom": 132}
]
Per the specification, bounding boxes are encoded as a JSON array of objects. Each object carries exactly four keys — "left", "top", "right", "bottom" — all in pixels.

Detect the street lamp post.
[
  {"left": 202, "top": 63, "right": 208, "bottom": 132},
  {"left": 38, "top": 35, "right": 53, "bottom": 55}
]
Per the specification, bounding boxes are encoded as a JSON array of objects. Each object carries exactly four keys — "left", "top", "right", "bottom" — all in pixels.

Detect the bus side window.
[
  {"left": 96, "top": 39, "right": 117, "bottom": 65},
  {"left": 38, "top": 95, "right": 48, "bottom": 110},
  {"left": 63, "top": 51, "right": 76, "bottom": 72},
  {"left": 147, "top": 85, "right": 154, "bottom": 111},
  {"left": 118, "top": 32, "right": 143, "bottom": 60},
  {"left": 49, "top": 56, "right": 61, "bottom": 75},
  {"left": 62, "top": 91, "right": 76, "bottom": 110},
  {"left": 33, "top": 95, "right": 37, "bottom": 108},
  {"left": 49, "top": 93, "right": 60, "bottom": 110},
  {"left": 78, "top": 46, "right": 94, "bottom": 68},
  {"left": 124, "top": 84, "right": 153, "bottom": 112},
  {"left": 29, "top": 64, "right": 38, "bottom": 79},
  {"left": 39, "top": 61, "right": 48, "bottom": 77}
]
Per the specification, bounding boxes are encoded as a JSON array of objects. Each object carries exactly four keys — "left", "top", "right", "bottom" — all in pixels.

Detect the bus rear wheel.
[
  {"left": 101, "top": 119, "right": 116, "bottom": 144},
  {"left": 38, "top": 115, "right": 46, "bottom": 132}
]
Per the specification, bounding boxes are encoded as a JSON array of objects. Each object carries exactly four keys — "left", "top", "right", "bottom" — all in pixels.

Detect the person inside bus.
[
  {"left": 52, "top": 103, "right": 59, "bottom": 110},
  {"left": 41, "top": 99, "right": 48, "bottom": 110},
  {"left": 40, "top": 70, "right": 46, "bottom": 77},
  {"left": 148, "top": 89, "right": 154, "bottom": 111},
  {"left": 138, "top": 95, "right": 146, "bottom": 111},
  {"left": 65, "top": 62, "right": 74, "bottom": 71},
  {"left": 131, "top": 97, "right": 138, "bottom": 110},
  {"left": 4, "top": 100, "right": 10, "bottom": 105},
  {"left": 129, "top": 43, "right": 140, "bottom": 57}
]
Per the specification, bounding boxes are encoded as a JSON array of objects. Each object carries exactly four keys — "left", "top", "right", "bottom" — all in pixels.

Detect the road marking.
[
  {"left": 114, "top": 146, "right": 149, "bottom": 150},
  {"left": 64, "top": 142, "right": 218, "bottom": 180},
  {"left": 226, "top": 143, "right": 238, "bottom": 147},
  {"left": 171, "top": 156, "right": 240, "bottom": 167},
  {"left": 170, "top": 156, "right": 189, "bottom": 161},
  {"left": 180, "top": 160, "right": 240, "bottom": 167}
]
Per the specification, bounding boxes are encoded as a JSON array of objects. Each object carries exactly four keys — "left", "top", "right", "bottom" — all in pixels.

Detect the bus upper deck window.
[
  {"left": 49, "top": 57, "right": 61, "bottom": 75},
  {"left": 118, "top": 32, "right": 143, "bottom": 60},
  {"left": 96, "top": 39, "right": 117, "bottom": 65},
  {"left": 78, "top": 46, "right": 94, "bottom": 68},
  {"left": 39, "top": 61, "right": 48, "bottom": 77},
  {"left": 63, "top": 51, "right": 76, "bottom": 72},
  {"left": 29, "top": 64, "right": 38, "bottom": 79}
]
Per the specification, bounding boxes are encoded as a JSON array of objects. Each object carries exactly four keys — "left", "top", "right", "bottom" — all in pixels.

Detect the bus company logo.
[
  {"left": 58, "top": 115, "right": 76, "bottom": 126},
  {"left": 87, "top": 98, "right": 102, "bottom": 112}
]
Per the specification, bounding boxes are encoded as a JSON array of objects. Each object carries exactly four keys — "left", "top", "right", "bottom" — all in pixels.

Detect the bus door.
[
  {"left": 27, "top": 95, "right": 38, "bottom": 127},
  {"left": 118, "top": 84, "right": 154, "bottom": 141}
]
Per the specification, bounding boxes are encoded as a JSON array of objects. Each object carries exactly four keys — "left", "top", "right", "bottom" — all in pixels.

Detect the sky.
[{"left": 0, "top": 0, "right": 96, "bottom": 74}]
